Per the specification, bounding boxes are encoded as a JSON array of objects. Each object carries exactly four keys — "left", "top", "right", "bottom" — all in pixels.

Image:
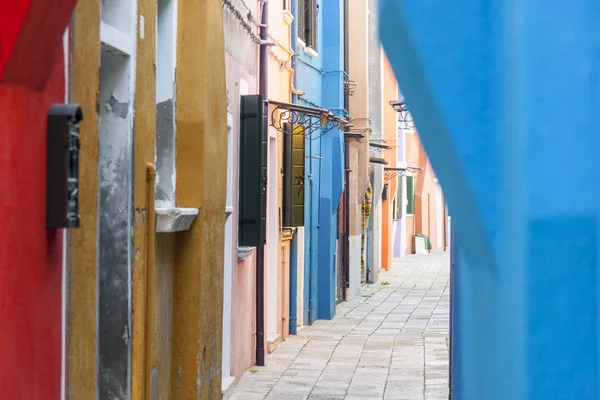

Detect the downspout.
[
  {"left": 288, "top": 0, "right": 299, "bottom": 335},
  {"left": 256, "top": 0, "right": 269, "bottom": 368},
  {"left": 144, "top": 163, "right": 156, "bottom": 397},
  {"left": 291, "top": 0, "right": 299, "bottom": 104},
  {"left": 343, "top": 0, "right": 350, "bottom": 291}
]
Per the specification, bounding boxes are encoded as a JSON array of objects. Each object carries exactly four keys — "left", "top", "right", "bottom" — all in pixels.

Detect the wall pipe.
[
  {"left": 144, "top": 163, "right": 156, "bottom": 398},
  {"left": 256, "top": 0, "right": 269, "bottom": 368},
  {"left": 343, "top": 0, "right": 350, "bottom": 291},
  {"left": 289, "top": 230, "right": 298, "bottom": 334}
]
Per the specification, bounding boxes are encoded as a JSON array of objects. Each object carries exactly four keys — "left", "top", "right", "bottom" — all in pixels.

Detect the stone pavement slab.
[{"left": 227, "top": 253, "right": 450, "bottom": 400}]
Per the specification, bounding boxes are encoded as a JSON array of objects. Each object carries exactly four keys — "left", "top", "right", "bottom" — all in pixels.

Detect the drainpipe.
[
  {"left": 144, "top": 163, "right": 156, "bottom": 397},
  {"left": 343, "top": 0, "right": 350, "bottom": 291},
  {"left": 256, "top": 0, "right": 269, "bottom": 368},
  {"left": 291, "top": 0, "right": 298, "bottom": 104}
]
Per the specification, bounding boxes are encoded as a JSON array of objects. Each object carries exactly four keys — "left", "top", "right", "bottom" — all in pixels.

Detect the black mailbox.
[{"left": 46, "top": 104, "right": 83, "bottom": 229}]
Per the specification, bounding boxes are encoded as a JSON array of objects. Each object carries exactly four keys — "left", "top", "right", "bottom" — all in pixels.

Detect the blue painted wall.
[
  {"left": 380, "top": 0, "right": 600, "bottom": 398},
  {"left": 293, "top": 0, "right": 346, "bottom": 323}
]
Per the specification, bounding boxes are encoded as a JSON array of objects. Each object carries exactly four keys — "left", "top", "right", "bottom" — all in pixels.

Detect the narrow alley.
[{"left": 228, "top": 253, "right": 450, "bottom": 400}]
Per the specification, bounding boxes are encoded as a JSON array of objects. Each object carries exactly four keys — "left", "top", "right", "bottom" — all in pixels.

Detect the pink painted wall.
[{"left": 230, "top": 252, "right": 257, "bottom": 379}]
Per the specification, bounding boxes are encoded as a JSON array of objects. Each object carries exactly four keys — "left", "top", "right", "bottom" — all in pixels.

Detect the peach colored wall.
[
  {"left": 268, "top": 0, "right": 293, "bottom": 349},
  {"left": 381, "top": 55, "right": 398, "bottom": 270},
  {"left": 348, "top": 0, "right": 370, "bottom": 237},
  {"left": 404, "top": 131, "right": 446, "bottom": 253}
]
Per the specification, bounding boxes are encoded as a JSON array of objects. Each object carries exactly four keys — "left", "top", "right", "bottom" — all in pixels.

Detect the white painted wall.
[
  {"left": 156, "top": 0, "right": 176, "bottom": 103},
  {"left": 348, "top": 234, "right": 362, "bottom": 298},
  {"left": 221, "top": 114, "right": 234, "bottom": 390},
  {"left": 296, "top": 227, "right": 305, "bottom": 328}
]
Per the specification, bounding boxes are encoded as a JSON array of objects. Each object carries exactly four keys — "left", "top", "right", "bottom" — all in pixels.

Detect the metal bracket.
[
  {"left": 270, "top": 100, "right": 348, "bottom": 139},
  {"left": 384, "top": 166, "right": 422, "bottom": 181}
]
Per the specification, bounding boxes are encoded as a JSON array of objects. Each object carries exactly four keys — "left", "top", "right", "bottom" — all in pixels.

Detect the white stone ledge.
[
  {"left": 237, "top": 247, "right": 254, "bottom": 260},
  {"left": 155, "top": 207, "right": 199, "bottom": 233}
]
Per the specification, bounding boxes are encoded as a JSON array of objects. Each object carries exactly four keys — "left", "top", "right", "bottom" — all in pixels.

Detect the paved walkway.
[{"left": 228, "top": 253, "right": 450, "bottom": 400}]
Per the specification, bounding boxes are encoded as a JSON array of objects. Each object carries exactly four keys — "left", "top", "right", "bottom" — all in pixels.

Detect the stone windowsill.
[
  {"left": 155, "top": 207, "right": 199, "bottom": 233},
  {"left": 237, "top": 246, "right": 254, "bottom": 260}
]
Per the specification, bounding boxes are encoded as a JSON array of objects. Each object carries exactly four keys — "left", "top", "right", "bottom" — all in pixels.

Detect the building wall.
[
  {"left": 293, "top": 0, "right": 345, "bottom": 323},
  {"left": 0, "top": 2, "right": 80, "bottom": 396},
  {"left": 267, "top": 0, "right": 294, "bottom": 350},
  {"left": 294, "top": 0, "right": 323, "bottom": 325},
  {"left": 0, "top": 39, "right": 68, "bottom": 399},
  {"left": 70, "top": 0, "right": 101, "bottom": 396},
  {"left": 405, "top": 130, "right": 447, "bottom": 253},
  {"left": 223, "top": 0, "right": 260, "bottom": 383},
  {"left": 367, "top": 0, "right": 383, "bottom": 282},
  {"left": 381, "top": 55, "right": 398, "bottom": 271},
  {"left": 170, "top": 0, "right": 228, "bottom": 396},
  {"left": 347, "top": 0, "right": 370, "bottom": 297}
]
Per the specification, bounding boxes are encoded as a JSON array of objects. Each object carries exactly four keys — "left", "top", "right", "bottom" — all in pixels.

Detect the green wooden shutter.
[
  {"left": 291, "top": 125, "right": 305, "bottom": 226},
  {"left": 238, "top": 94, "right": 267, "bottom": 246},
  {"left": 396, "top": 175, "right": 403, "bottom": 218},
  {"left": 406, "top": 175, "right": 415, "bottom": 215}
]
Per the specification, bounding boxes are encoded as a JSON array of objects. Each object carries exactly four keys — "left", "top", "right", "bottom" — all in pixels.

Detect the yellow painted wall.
[
  {"left": 69, "top": 0, "right": 100, "bottom": 397},
  {"left": 171, "top": 0, "right": 228, "bottom": 398}
]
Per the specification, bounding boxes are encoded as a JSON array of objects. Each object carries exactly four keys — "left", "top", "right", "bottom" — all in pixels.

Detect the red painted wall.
[{"left": 0, "top": 44, "right": 66, "bottom": 398}]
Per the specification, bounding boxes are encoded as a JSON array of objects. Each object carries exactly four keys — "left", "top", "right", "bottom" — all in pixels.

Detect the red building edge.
[{"left": 0, "top": 0, "right": 78, "bottom": 397}]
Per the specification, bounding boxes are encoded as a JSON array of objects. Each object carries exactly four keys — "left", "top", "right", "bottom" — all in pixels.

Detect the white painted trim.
[
  {"left": 61, "top": 27, "right": 69, "bottom": 400},
  {"left": 155, "top": 207, "right": 199, "bottom": 232},
  {"left": 297, "top": 38, "right": 306, "bottom": 48},
  {"left": 100, "top": 21, "right": 134, "bottom": 55},
  {"left": 304, "top": 47, "right": 318, "bottom": 58},
  {"left": 237, "top": 247, "right": 255, "bottom": 260},
  {"left": 283, "top": 10, "right": 294, "bottom": 25},
  {"left": 221, "top": 376, "right": 235, "bottom": 394}
]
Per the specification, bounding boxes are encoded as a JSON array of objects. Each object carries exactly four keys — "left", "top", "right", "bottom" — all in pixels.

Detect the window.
[
  {"left": 283, "top": 0, "right": 289, "bottom": 10},
  {"left": 396, "top": 175, "right": 403, "bottom": 219},
  {"left": 298, "top": 0, "right": 317, "bottom": 50},
  {"left": 406, "top": 176, "right": 415, "bottom": 215}
]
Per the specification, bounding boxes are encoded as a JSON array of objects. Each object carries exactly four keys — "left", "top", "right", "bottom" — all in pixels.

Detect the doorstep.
[
  {"left": 221, "top": 375, "right": 236, "bottom": 398},
  {"left": 267, "top": 333, "right": 281, "bottom": 353}
]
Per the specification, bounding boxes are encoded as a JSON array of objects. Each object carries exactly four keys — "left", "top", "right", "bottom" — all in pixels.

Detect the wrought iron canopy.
[
  {"left": 369, "top": 142, "right": 392, "bottom": 150},
  {"left": 344, "top": 132, "right": 364, "bottom": 143},
  {"left": 270, "top": 100, "right": 349, "bottom": 139},
  {"left": 384, "top": 166, "right": 422, "bottom": 180},
  {"left": 390, "top": 100, "right": 414, "bottom": 128}
]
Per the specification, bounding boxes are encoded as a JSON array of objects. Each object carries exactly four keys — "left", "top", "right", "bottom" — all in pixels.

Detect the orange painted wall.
[{"left": 405, "top": 132, "right": 446, "bottom": 253}]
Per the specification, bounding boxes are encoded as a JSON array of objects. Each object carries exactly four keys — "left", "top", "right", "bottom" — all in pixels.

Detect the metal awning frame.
[
  {"left": 384, "top": 166, "right": 422, "bottom": 180},
  {"left": 269, "top": 100, "right": 349, "bottom": 140}
]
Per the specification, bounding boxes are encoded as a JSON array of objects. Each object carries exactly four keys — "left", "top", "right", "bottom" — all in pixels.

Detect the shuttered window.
[
  {"left": 298, "top": 0, "right": 317, "bottom": 50},
  {"left": 406, "top": 175, "right": 415, "bottom": 215}
]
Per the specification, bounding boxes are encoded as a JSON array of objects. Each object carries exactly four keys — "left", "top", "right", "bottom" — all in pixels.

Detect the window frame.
[{"left": 297, "top": 0, "right": 317, "bottom": 51}]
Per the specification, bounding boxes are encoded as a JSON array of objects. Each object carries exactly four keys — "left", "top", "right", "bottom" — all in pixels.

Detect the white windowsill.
[
  {"left": 100, "top": 21, "right": 133, "bottom": 56},
  {"left": 155, "top": 207, "right": 199, "bottom": 233},
  {"left": 304, "top": 47, "right": 318, "bottom": 58},
  {"left": 283, "top": 10, "right": 294, "bottom": 25},
  {"left": 297, "top": 38, "right": 306, "bottom": 48},
  {"left": 238, "top": 246, "right": 255, "bottom": 260}
]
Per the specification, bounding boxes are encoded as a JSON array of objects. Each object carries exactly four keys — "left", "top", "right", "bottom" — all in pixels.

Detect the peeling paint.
[{"left": 98, "top": 46, "right": 134, "bottom": 400}]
